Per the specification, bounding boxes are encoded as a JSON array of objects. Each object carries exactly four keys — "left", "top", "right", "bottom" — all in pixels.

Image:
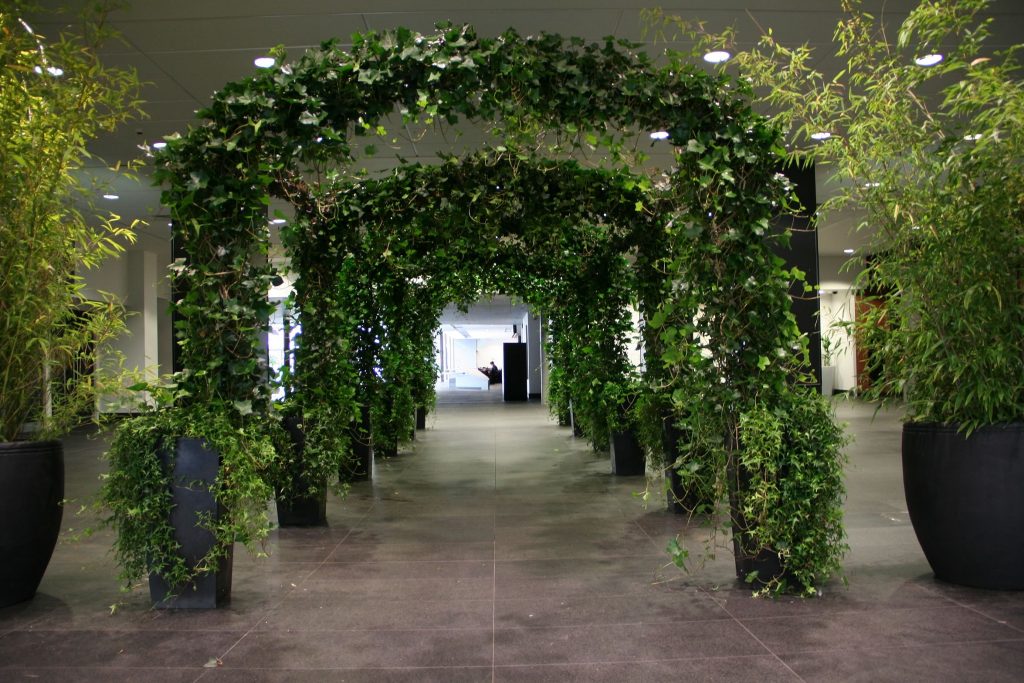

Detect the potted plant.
[
  {"left": 0, "top": 1, "right": 142, "bottom": 607},
  {"left": 269, "top": 402, "right": 330, "bottom": 527},
  {"left": 820, "top": 331, "right": 839, "bottom": 397},
  {"left": 703, "top": 0, "right": 1024, "bottom": 588},
  {"left": 605, "top": 376, "right": 645, "bottom": 476},
  {"left": 100, "top": 386, "right": 277, "bottom": 608}
]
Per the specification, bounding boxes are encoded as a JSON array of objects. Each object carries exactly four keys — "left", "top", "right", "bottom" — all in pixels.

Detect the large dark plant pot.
[
  {"left": 610, "top": 429, "right": 644, "bottom": 476},
  {"left": 275, "top": 415, "right": 327, "bottom": 527},
  {"left": 662, "top": 421, "right": 712, "bottom": 514},
  {"left": 0, "top": 440, "right": 64, "bottom": 607},
  {"left": 903, "top": 422, "right": 1024, "bottom": 590},
  {"left": 149, "top": 437, "right": 233, "bottom": 609}
]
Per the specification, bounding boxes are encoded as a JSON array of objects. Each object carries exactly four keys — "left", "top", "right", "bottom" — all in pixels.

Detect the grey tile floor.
[{"left": 2, "top": 398, "right": 1024, "bottom": 681}]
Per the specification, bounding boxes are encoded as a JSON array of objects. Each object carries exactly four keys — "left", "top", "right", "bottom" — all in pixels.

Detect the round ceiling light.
[
  {"left": 914, "top": 54, "right": 943, "bottom": 67},
  {"left": 254, "top": 56, "right": 275, "bottom": 68},
  {"left": 703, "top": 50, "right": 731, "bottom": 64}
]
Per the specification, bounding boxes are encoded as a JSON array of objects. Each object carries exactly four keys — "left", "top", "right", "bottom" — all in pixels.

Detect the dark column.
[
  {"left": 502, "top": 342, "right": 528, "bottom": 402},
  {"left": 773, "top": 163, "right": 821, "bottom": 391}
]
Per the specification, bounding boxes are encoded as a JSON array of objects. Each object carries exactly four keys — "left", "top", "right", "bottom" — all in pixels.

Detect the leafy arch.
[
  {"left": 154, "top": 25, "right": 777, "bottom": 409},
  {"left": 152, "top": 24, "right": 846, "bottom": 595},
  {"left": 279, "top": 153, "right": 656, "bottom": 458}
]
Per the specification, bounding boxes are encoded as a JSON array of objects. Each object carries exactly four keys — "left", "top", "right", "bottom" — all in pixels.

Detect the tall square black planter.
[
  {"left": 610, "top": 430, "right": 645, "bottom": 476},
  {"left": 149, "top": 437, "right": 232, "bottom": 609},
  {"left": 276, "top": 415, "right": 328, "bottom": 527}
]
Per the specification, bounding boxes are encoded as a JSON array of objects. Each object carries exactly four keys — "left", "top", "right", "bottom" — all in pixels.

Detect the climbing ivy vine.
[{"left": 132, "top": 24, "right": 847, "bottom": 596}]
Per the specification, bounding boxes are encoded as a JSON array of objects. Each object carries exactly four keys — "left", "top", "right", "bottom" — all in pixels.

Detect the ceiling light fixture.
[
  {"left": 843, "top": 248, "right": 855, "bottom": 255},
  {"left": 254, "top": 56, "right": 275, "bottom": 68},
  {"left": 810, "top": 131, "right": 832, "bottom": 141},
  {"left": 964, "top": 133, "right": 982, "bottom": 141},
  {"left": 152, "top": 141, "right": 167, "bottom": 149},
  {"left": 864, "top": 182, "right": 880, "bottom": 188},
  {"left": 271, "top": 218, "right": 287, "bottom": 225},
  {"left": 703, "top": 50, "right": 731, "bottom": 64},
  {"left": 914, "top": 54, "right": 943, "bottom": 67},
  {"left": 34, "top": 65, "right": 64, "bottom": 76},
  {"left": 102, "top": 193, "right": 119, "bottom": 200},
  {"left": 649, "top": 130, "right": 670, "bottom": 140}
]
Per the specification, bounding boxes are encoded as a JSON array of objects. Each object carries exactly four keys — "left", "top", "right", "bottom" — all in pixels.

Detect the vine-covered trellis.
[{"left": 143, "top": 24, "right": 846, "bottom": 595}]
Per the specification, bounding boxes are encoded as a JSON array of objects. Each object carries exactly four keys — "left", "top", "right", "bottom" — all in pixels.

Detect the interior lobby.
[{"left": 4, "top": 1, "right": 1024, "bottom": 681}]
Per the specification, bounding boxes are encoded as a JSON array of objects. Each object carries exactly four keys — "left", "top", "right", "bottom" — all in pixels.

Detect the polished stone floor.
[{"left": 2, "top": 398, "right": 1023, "bottom": 681}]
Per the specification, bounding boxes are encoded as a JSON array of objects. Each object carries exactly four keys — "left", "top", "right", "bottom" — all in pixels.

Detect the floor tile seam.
[
  {"left": 244, "top": 625, "right": 507, "bottom": 634},
  {"left": 0, "top": 665, "right": 207, "bottom": 672},
  {"left": 212, "top": 514, "right": 371, "bottom": 664},
  {"left": 489, "top": 652, "right": 804, "bottom": 668},
  {"left": 492, "top": 428, "right": 498, "bottom": 683},
  {"left": 0, "top": 626, "right": 253, "bottom": 636},
  {"left": 914, "top": 589, "right": 1024, "bottom": 636},
  {"left": 769, "top": 636, "right": 1024, "bottom": 658},
  {"left": 489, "top": 616, "right": 738, "bottom": 633},
  {"left": 312, "top": 558, "right": 498, "bottom": 565},
  {"left": 491, "top": 553, "right": 669, "bottom": 562},
  {"left": 630, "top": 514, "right": 680, "bottom": 555},
  {"left": 730, "top": 603, "right": 1024, "bottom": 624},
  {"left": 715, "top": 594, "right": 808, "bottom": 682}
]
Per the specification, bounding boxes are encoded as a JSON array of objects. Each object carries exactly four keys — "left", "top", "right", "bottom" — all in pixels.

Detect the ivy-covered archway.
[
  {"left": 279, "top": 153, "right": 656, "bottom": 471},
  {"left": 147, "top": 25, "right": 846, "bottom": 595}
]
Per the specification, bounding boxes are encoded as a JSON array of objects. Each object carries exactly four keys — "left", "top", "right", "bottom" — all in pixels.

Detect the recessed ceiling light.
[
  {"left": 843, "top": 248, "right": 855, "bottom": 255},
  {"left": 811, "top": 131, "right": 832, "bottom": 141},
  {"left": 254, "top": 56, "right": 275, "bottom": 68},
  {"left": 34, "top": 65, "right": 63, "bottom": 76},
  {"left": 964, "top": 133, "right": 982, "bottom": 141},
  {"left": 152, "top": 141, "right": 167, "bottom": 149},
  {"left": 649, "top": 130, "right": 670, "bottom": 140},
  {"left": 102, "top": 194, "right": 119, "bottom": 200},
  {"left": 863, "top": 182, "right": 880, "bottom": 188},
  {"left": 271, "top": 218, "right": 287, "bottom": 225},
  {"left": 915, "top": 54, "right": 943, "bottom": 67},
  {"left": 912, "top": 225, "right": 922, "bottom": 230},
  {"left": 703, "top": 50, "right": 731, "bottom": 64}
]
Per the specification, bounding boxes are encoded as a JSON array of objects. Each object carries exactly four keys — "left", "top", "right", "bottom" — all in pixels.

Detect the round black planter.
[
  {"left": 0, "top": 440, "right": 64, "bottom": 608},
  {"left": 903, "top": 422, "right": 1024, "bottom": 590},
  {"left": 149, "top": 437, "right": 232, "bottom": 609}
]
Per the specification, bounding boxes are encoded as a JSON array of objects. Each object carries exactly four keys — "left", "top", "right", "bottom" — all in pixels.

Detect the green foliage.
[
  {"left": 0, "top": 1, "right": 143, "bottom": 441},
  {"left": 99, "top": 399, "right": 277, "bottom": 589},
  {"left": 694, "top": 0, "right": 1024, "bottom": 432},
  {"left": 735, "top": 391, "right": 850, "bottom": 596},
  {"left": 153, "top": 22, "right": 847, "bottom": 596}
]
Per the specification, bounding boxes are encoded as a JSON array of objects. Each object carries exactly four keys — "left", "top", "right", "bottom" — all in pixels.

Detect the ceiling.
[{"left": 31, "top": 0, "right": 1024, "bottom": 259}]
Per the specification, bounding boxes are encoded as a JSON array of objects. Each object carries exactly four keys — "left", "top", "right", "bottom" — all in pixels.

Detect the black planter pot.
[
  {"left": 903, "top": 422, "right": 1024, "bottom": 590},
  {"left": 275, "top": 415, "right": 327, "bottom": 527},
  {"left": 0, "top": 440, "right": 64, "bottom": 608},
  {"left": 732, "top": 541, "right": 789, "bottom": 587},
  {"left": 610, "top": 429, "right": 645, "bottom": 476},
  {"left": 662, "top": 421, "right": 711, "bottom": 514},
  {"left": 149, "top": 437, "right": 232, "bottom": 609},
  {"left": 342, "top": 405, "right": 372, "bottom": 482}
]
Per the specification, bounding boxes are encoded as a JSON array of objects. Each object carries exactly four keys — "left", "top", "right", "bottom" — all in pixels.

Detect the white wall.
[
  {"left": 816, "top": 253, "right": 862, "bottom": 393},
  {"left": 80, "top": 237, "right": 172, "bottom": 411},
  {"left": 819, "top": 289, "right": 858, "bottom": 392}
]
